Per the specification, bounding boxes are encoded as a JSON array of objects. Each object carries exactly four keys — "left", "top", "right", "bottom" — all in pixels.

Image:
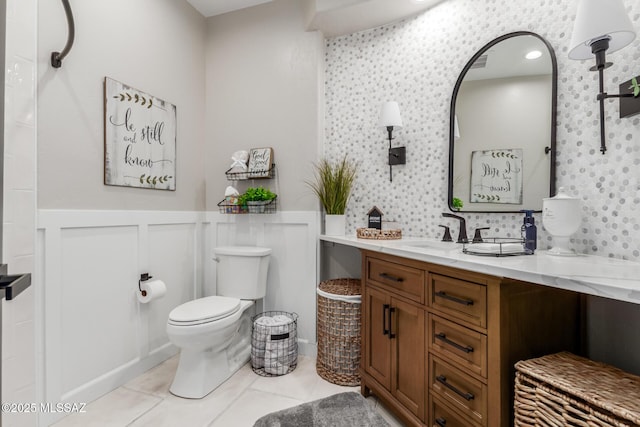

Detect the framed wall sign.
[
  {"left": 247, "top": 147, "right": 273, "bottom": 178},
  {"left": 470, "top": 148, "right": 523, "bottom": 204},
  {"left": 104, "top": 77, "right": 177, "bottom": 190}
]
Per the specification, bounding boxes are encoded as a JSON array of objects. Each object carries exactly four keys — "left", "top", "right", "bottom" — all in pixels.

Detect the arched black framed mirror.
[{"left": 448, "top": 31, "right": 557, "bottom": 213}]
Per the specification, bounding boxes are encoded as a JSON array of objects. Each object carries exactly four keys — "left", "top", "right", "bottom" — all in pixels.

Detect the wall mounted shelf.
[
  {"left": 225, "top": 164, "right": 276, "bottom": 181},
  {"left": 217, "top": 197, "right": 277, "bottom": 214}
]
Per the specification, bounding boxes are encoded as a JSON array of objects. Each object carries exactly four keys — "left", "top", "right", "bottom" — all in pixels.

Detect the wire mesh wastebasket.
[
  {"left": 316, "top": 278, "right": 362, "bottom": 386},
  {"left": 251, "top": 311, "right": 298, "bottom": 377}
]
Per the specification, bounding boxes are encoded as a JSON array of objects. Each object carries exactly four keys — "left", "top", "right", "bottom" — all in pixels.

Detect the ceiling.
[
  {"left": 465, "top": 35, "right": 552, "bottom": 81},
  {"left": 185, "top": 0, "right": 273, "bottom": 17},
  {"left": 186, "top": 0, "right": 445, "bottom": 37}
]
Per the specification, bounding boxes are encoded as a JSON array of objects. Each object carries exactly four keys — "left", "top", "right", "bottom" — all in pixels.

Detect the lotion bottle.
[{"left": 521, "top": 210, "right": 537, "bottom": 253}]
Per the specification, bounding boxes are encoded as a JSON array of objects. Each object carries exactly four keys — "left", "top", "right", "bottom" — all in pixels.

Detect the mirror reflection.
[{"left": 448, "top": 32, "right": 556, "bottom": 212}]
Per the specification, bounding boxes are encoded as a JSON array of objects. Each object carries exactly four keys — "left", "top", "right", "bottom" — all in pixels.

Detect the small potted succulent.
[
  {"left": 239, "top": 187, "right": 277, "bottom": 213},
  {"left": 452, "top": 197, "right": 464, "bottom": 211}
]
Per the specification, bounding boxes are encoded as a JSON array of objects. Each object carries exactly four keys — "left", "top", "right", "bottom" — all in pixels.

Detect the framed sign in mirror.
[{"left": 448, "top": 32, "right": 557, "bottom": 212}]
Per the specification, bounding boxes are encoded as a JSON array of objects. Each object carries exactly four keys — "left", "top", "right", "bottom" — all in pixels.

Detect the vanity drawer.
[
  {"left": 429, "top": 394, "right": 482, "bottom": 427},
  {"left": 366, "top": 257, "right": 424, "bottom": 303},
  {"left": 428, "top": 273, "right": 487, "bottom": 329},
  {"left": 428, "top": 314, "right": 487, "bottom": 378},
  {"left": 429, "top": 354, "right": 487, "bottom": 426}
]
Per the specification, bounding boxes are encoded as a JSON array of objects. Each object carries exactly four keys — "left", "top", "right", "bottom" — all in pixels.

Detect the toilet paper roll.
[{"left": 137, "top": 279, "right": 167, "bottom": 303}]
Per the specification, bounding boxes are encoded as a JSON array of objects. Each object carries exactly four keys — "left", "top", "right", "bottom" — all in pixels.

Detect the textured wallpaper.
[{"left": 324, "top": 0, "right": 640, "bottom": 261}]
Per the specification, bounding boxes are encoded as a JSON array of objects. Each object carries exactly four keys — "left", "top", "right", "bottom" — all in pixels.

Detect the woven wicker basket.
[
  {"left": 515, "top": 352, "right": 640, "bottom": 427},
  {"left": 316, "top": 278, "right": 362, "bottom": 386}
]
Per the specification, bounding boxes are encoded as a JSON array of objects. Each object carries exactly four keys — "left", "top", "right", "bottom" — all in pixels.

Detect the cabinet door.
[
  {"left": 391, "top": 297, "right": 425, "bottom": 421},
  {"left": 363, "top": 286, "right": 391, "bottom": 389}
]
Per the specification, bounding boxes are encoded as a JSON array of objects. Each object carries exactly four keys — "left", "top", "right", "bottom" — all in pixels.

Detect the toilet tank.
[{"left": 213, "top": 246, "right": 271, "bottom": 299}]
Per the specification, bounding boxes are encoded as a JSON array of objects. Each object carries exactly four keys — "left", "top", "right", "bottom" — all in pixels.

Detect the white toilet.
[{"left": 166, "top": 246, "right": 271, "bottom": 399}]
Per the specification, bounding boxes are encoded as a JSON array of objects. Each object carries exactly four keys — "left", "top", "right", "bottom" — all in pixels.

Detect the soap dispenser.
[{"left": 521, "top": 210, "right": 537, "bottom": 253}]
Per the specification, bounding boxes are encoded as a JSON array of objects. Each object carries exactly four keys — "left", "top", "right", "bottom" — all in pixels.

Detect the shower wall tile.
[
  {"left": 324, "top": 0, "right": 640, "bottom": 261},
  {"left": 6, "top": 57, "right": 35, "bottom": 126},
  {"left": 2, "top": 0, "right": 37, "bottom": 425}
]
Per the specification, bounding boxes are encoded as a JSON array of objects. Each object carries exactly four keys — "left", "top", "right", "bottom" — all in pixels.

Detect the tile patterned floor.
[{"left": 52, "top": 356, "right": 404, "bottom": 427}]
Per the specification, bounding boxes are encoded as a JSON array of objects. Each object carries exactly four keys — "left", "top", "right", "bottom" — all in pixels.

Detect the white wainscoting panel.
[
  {"left": 59, "top": 226, "right": 140, "bottom": 395},
  {"left": 208, "top": 212, "right": 320, "bottom": 356},
  {"left": 146, "top": 223, "right": 197, "bottom": 353},
  {"left": 37, "top": 209, "right": 319, "bottom": 425},
  {"left": 37, "top": 210, "right": 204, "bottom": 425}
]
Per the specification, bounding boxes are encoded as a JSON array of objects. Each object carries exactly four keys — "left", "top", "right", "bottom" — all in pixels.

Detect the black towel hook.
[{"left": 51, "top": 0, "right": 75, "bottom": 68}]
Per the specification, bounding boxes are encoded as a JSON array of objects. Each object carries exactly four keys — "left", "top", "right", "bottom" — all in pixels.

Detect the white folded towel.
[
  {"left": 264, "top": 326, "right": 297, "bottom": 375},
  {"left": 255, "top": 316, "right": 277, "bottom": 326},
  {"left": 271, "top": 315, "right": 293, "bottom": 326},
  {"left": 229, "top": 150, "right": 249, "bottom": 171},
  {"left": 252, "top": 316, "right": 277, "bottom": 368},
  {"left": 470, "top": 242, "right": 523, "bottom": 254},
  {"left": 224, "top": 186, "right": 240, "bottom": 197}
]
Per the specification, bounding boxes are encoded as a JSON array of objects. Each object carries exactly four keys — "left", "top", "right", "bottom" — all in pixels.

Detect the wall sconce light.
[
  {"left": 568, "top": 0, "right": 636, "bottom": 154},
  {"left": 378, "top": 101, "right": 405, "bottom": 182}
]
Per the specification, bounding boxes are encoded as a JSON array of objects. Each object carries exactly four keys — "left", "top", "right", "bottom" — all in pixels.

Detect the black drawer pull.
[
  {"left": 382, "top": 304, "right": 390, "bottom": 335},
  {"left": 436, "top": 375, "right": 475, "bottom": 401},
  {"left": 435, "top": 291, "right": 474, "bottom": 306},
  {"left": 379, "top": 272, "right": 404, "bottom": 282},
  {"left": 435, "top": 417, "right": 447, "bottom": 427},
  {"left": 435, "top": 332, "right": 474, "bottom": 353}
]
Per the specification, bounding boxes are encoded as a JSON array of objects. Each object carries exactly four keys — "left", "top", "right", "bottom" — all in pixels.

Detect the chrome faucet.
[{"left": 442, "top": 213, "right": 468, "bottom": 243}]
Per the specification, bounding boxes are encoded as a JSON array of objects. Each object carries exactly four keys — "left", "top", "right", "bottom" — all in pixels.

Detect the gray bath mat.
[{"left": 253, "top": 392, "right": 390, "bottom": 427}]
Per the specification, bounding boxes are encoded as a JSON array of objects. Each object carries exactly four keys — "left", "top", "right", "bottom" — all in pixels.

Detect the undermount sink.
[{"left": 402, "top": 240, "right": 459, "bottom": 251}]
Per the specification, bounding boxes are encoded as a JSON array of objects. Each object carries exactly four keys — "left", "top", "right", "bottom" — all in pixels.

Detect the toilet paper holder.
[{"left": 139, "top": 273, "right": 153, "bottom": 297}]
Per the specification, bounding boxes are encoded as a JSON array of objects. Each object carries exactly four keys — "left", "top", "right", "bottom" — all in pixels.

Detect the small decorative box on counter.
[{"left": 356, "top": 228, "right": 402, "bottom": 240}]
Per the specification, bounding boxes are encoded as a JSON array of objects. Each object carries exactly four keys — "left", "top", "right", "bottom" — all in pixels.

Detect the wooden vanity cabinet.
[
  {"left": 360, "top": 250, "right": 581, "bottom": 427},
  {"left": 362, "top": 257, "right": 426, "bottom": 422}
]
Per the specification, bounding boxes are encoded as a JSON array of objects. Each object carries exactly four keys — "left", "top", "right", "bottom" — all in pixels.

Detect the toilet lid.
[
  {"left": 213, "top": 246, "right": 271, "bottom": 257},
  {"left": 168, "top": 296, "right": 241, "bottom": 325}
]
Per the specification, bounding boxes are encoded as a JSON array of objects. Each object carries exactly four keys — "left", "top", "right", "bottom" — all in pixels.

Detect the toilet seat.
[{"left": 168, "top": 296, "right": 241, "bottom": 326}]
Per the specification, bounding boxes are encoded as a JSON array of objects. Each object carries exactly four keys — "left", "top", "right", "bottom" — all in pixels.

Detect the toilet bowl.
[{"left": 166, "top": 246, "right": 271, "bottom": 399}]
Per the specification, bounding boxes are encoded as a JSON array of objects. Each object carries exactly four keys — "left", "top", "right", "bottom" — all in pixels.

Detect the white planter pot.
[{"left": 325, "top": 214, "right": 346, "bottom": 236}]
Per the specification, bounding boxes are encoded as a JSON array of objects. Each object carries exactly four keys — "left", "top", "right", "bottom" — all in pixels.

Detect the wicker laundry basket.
[
  {"left": 316, "top": 278, "right": 362, "bottom": 386},
  {"left": 514, "top": 352, "right": 640, "bottom": 427}
]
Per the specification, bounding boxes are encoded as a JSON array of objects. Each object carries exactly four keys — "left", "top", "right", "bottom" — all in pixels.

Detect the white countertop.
[{"left": 320, "top": 235, "right": 640, "bottom": 305}]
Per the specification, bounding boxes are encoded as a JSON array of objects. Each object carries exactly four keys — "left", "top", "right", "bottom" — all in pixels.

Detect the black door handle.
[
  {"left": 382, "top": 304, "right": 390, "bottom": 335},
  {"left": 388, "top": 307, "right": 396, "bottom": 339},
  {"left": 435, "top": 417, "right": 447, "bottom": 427}
]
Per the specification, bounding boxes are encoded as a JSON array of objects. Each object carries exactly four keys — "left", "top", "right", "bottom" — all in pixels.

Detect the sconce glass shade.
[
  {"left": 568, "top": 0, "right": 636, "bottom": 60},
  {"left": 378, "top": 101, "right": 403, "bottom": 128}
]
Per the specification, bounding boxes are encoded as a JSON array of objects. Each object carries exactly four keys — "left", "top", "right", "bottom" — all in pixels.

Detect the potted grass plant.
[{"left": 307, "top": 155, "right": 357, "bottom": 235}]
